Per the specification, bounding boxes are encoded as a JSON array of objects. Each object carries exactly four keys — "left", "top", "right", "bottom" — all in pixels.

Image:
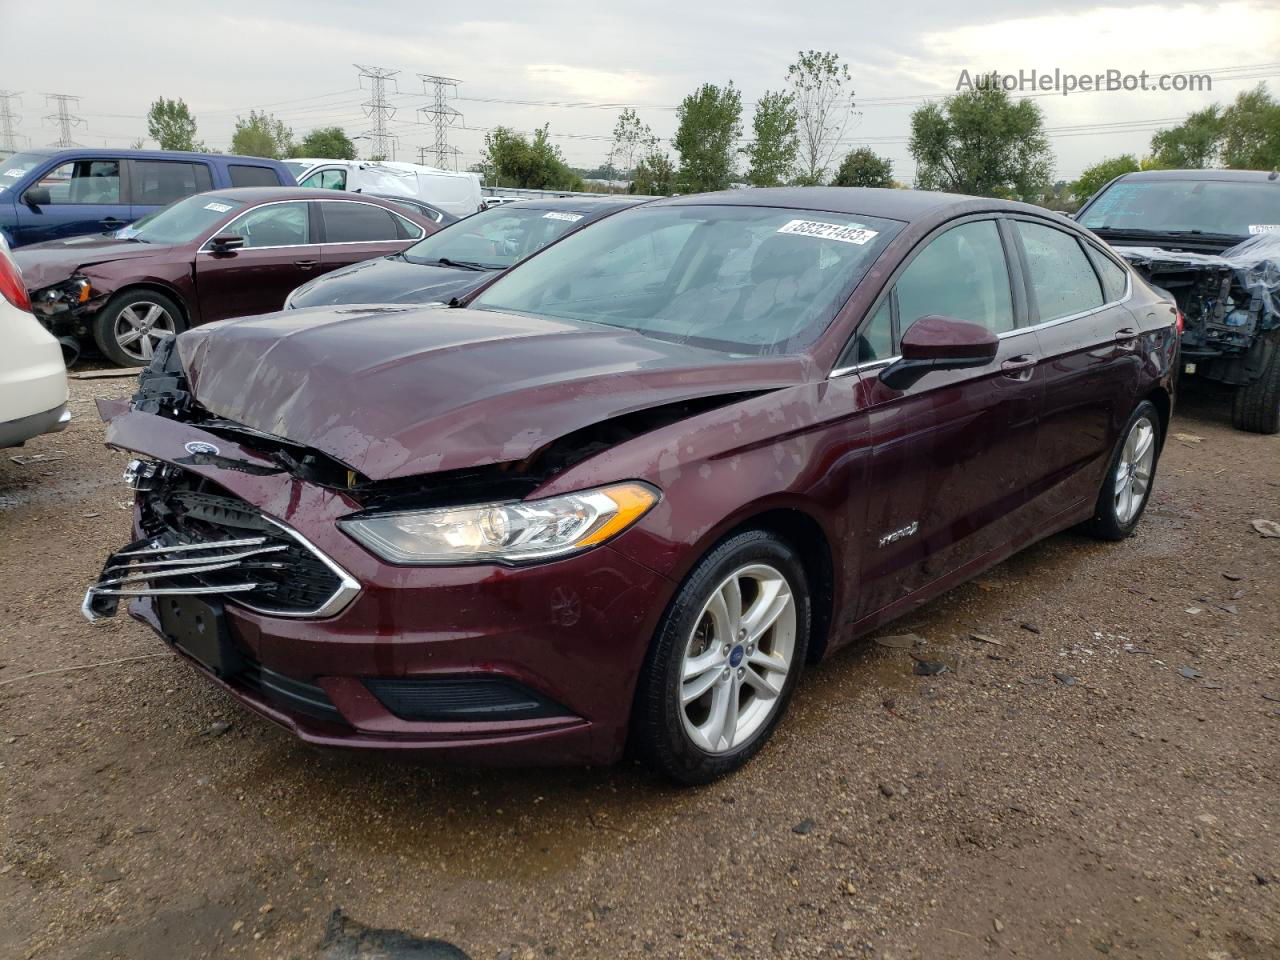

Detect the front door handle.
[
  {"left": 294, "top": 259, "right": 319, "bottom": 270},
  {"left": 1001, "top": 354, "right": 1037, "bottom": 380}
]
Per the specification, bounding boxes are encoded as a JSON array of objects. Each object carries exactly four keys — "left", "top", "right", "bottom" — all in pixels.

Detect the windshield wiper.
[{"left": 435, "top": 257, "right": 495, "bottom": 271}]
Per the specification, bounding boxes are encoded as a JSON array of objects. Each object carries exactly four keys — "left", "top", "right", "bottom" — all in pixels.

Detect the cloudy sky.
[{"left": 2, "top": 0, "right": 1278, "bottom": 183}]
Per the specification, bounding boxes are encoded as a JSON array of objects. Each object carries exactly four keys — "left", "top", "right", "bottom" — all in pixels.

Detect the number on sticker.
[
  {"left": 776, "top": 219, "right": 879, "bottom": 245},
  {"left": 1248, "top": 224, "right": 1280, "bottom": 235},
  {"left": 203, "top": 202, "right": 233, "bottom": 213},
  {"left": 543, "top": 211, "right": 583, "bottom": 222}
]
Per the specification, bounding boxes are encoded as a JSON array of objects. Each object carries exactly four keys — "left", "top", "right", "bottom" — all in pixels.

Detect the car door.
[
  {"left": 317, "top": 200, "right": 424, "bottom": 273},
  {"left": 127, "top": 158, "right": 213, "bottom": 222},
  {"left": 1008, "top": 218, "right": 1144, "bottom": 520},
  {"left": 14, "top": 157, "right": 131, "bottom": 244},
  {"left": 194, "top": 200, "right": 321, "bottom": 323},
  {"left": 847, "top": 217, "right": 1044, "bottom": 615}
]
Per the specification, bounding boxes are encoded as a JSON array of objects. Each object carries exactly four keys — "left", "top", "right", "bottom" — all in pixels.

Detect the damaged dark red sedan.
[{"left": 84, "top": 188, "right": 1179, "bottom": 783}]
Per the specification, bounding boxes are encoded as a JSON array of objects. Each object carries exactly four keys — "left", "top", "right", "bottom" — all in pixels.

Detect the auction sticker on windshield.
[
  {"left": 203, "top": 202, "right": 233, "bottom": 213},
  {"left": 1249, "top": 224, "right": 1280, "bottom": 235},
  {"left": 543, "top": 212, "right": 583, "bottom": 222},
  {"left": 778, "top": 219, "right": 879, "bottom": 245}
]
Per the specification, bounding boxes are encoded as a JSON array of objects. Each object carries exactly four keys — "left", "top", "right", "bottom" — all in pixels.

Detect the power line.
[
  {"left": 0, "top": 91, "right": 23, "bottom": 152},
  {"left": 354, "top": 65, "right": 399, "bottom": 160},
  {"left": 43, "top": 93, "right": 84, "bottom": 147},
  {"left": 418, "top": 74, "right": 463, "bottom": 170}
]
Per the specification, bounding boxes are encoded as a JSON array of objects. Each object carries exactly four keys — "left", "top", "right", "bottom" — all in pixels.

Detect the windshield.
[
  {"left": 0, "top": 152, "right": 48, "bottom": 192},
  {"left": 1081, "top": 179, "right": 1280, "bottom": 238},
  {"left": 401, "top": 205, "right": 591, "bottom": 269},
  {"left": 127, "top": 194, "right": 247, "bottom": 245},
  {"left": 474, "top": 204, "right": 903, "bottom": 356},
  {"left": 283, "top": 161, "right": 312, "bottom": 178}
]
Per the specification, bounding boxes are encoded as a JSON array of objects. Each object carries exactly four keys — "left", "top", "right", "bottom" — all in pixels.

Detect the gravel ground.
[{"left": 1, "top": 375, "right": 1278, "bottom": 960}]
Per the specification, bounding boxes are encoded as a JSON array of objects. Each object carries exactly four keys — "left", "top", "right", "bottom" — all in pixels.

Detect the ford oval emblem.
[{"left": 184, "top": 440, "right": 220, "bottom": 456}]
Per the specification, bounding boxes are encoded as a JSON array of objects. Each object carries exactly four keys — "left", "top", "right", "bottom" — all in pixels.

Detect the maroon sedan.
[
  {"left": 84, "top": 188, "right": 1179, "bottom": 783},
  {"left": 15, "top": 187, "right": 436, "bottom": 366}
]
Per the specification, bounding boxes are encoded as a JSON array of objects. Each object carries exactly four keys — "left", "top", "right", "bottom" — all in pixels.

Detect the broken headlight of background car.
[
  {"left": 33, "top": 276, "right": 93, "bottom": 317},
  {"left": 339, "top": 482, "right": 659, "bottom": 564}
]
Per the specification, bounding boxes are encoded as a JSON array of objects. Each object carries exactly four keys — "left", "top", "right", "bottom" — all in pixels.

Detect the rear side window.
[
  {"left": 1086, "top": 245, "right": 1129, "bottom": 302},
  {"left": 896, "top": 219, "right": 1015, "bottom": 335},
  {"left": 37, "top": 159, "right": 122, "bottom": 204},
  {"left": 132, "top": 160, "right": 212, "bottom": 205},
  {"left": 228, "top": 164, "right": 281, "bottom": 188},
  {"left": 320, "top": 201, "right": 401, "bottom": 242},
  {"left": 1017, "top": 222, "right": 1104, "bottom": 322}
]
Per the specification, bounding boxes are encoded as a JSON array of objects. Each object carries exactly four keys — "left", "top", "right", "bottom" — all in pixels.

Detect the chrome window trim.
[{"left": 197, "top": 198, "right": 422, "bottom": 253}]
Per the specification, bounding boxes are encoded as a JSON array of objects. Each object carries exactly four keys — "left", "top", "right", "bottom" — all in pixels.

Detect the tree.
[
  {"left": 673, "top": 82, "right": 742, "bottom": 193},
  {"left": 608, "top": 108, "right": 652, "bottom": 181},
  {"left": 908, "top": 82, "right": 1054, "bottom": 200},
  {"left": 1150, "top": 106, "right": 1222, "bottom": 168},
  {"left": 743, "top": 90, "right": 798, "bottom": 186},
  {"left": 632, "top": 136, "right": 675, "bottom": 195},
  {"left": 786, "top": 51, "right": 855, "bottom": 185},
  {"left": 1072, "top": 154, "right": 1141, "bottom": 202},
  {"left": 484, "top": 125, "right": 584, "bottom": 190},
  {"left": 1219, "top": 84, "right": 1280, "bottom": 171},
  {"left": 146, "top": 97, "right": 199, "bottom": 152},
  {"left": 231, "top": 111, "right": 293, "bottom": 159},
  {"left": 831, "top": 147, "right": 893, "bottom": 188},
  {"left": 293, "top": 127, "right": 357, "bottom": 160}
]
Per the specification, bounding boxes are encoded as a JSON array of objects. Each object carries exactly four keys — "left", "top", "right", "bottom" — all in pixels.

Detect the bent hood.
[
  {"left": 13, "top": 236, "right": 176, "bottom": 290},
  {"left": 288, "top": 255, "right": 492, "bottom": 308},
  {"left": 177, "top": 306, "right": 808, "bottom": 481}
]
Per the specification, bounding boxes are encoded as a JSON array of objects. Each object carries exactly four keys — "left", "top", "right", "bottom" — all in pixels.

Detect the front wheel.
[
  {"left": 92, "top": 290, "right": 185, "bottom": 367},
  {"left": 633, "top": 530, "right": 810, "bottom": 785},
  {"left": 1231, "top": 338, "right": 1280, "bottom": 435},
  {"left": 1082, "top": 400, "right": 1162, "bottom": 541}
]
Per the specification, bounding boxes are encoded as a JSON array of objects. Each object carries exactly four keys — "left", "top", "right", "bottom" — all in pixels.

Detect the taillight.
[
  {"left": 0, "top": 248, "right": 31, "bottom": 312},
  {"left": 1175, "top": 309, "right": 1185, "bottom": 335}
]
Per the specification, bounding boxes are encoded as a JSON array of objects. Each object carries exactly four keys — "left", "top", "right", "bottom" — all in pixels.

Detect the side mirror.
[
  {"left": 209, "top": 235, "right": 245, "bottom": 253},
  {"left": 23, "top": 186, "right": 52, "bottom": 210},
  {"left": 880, "top": 314, "right": 1000, "bottom": 391}
]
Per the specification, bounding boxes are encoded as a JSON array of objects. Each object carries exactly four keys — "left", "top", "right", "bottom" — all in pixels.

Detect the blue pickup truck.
[{"left": 0, "top": 149, "right": 296, "bottom": 247}]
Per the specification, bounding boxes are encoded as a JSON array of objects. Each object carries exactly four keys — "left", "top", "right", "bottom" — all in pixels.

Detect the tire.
[
  {"left": 92, "top": 290, "right": 185, "bottom": 368},
  {"left": 1231, "top": 338, "right": 1280, "bottom": 435},
  {"left": 633, "top": 529, "right": 811, "bottom": 785},
  {"left": 1082, "top": 399, "right": 1162, "bottom": 541}
]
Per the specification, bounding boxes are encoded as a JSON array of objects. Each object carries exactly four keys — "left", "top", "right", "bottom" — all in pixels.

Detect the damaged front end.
[
  {"left": 1117, "top": 232, "right": 1280, "bottom": 386},
  {"left": 30, "top": 275, "right": 104, "bottom": 365}
]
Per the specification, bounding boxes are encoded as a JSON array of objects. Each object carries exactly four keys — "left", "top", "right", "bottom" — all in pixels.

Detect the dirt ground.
[{"left": 1, "top": 374, "right": 1277, "bottom": 960}]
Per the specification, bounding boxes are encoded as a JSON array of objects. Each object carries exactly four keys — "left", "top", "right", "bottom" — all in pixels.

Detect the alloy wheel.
[
  {"left": 1114, "top": 414, "right": 1156, "bottom": 525},
  {"left": 113, "top": 301, "right": 176, "bottom": 362},
  {"left": 678, "top": 563, "right": 796, "bottom": 754}
]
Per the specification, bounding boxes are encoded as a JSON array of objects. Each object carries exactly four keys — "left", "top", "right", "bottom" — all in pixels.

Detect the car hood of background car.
[
  {"left": 177, "top": 306, "right": 809, "bottom": 481},
  {"left": 13, "top": 236, "right": 176, "bottom": 290},
  {"left": 290, "top": 255, "right": 494, "bottom": 308}
]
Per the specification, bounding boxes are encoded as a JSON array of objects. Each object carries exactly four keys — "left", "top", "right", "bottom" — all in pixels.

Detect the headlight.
[{"left": 339, "top": 481, "right": 659, "bottom": 565}]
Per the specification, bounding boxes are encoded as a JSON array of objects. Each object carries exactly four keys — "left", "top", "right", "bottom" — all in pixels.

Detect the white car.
[
  {"left": 282, "top": 159, "right": 484, "bottom": 219},
  {"left": 0, "top": 235, "right": 70, "bottom": 448}
]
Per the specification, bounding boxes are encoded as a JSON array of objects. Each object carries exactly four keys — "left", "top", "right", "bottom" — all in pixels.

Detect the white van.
[{"left": 284, "top": 159, "right": 483, "bottom": 219}]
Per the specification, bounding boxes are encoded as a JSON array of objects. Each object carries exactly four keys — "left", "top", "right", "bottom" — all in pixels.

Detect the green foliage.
[
  {"left": 292, "top": 127, "right": 357, "bottom": 160},
  {"left": 484, "top": 125, "right": 584, "bottom": 190},
  {"left": 632, "top": 138, "right": 675, "bottom": 195},
  {"left": 608, "top": 108, "right": 652, "bottom": 180},
  {"left": 673, "top": 82, "right": 743, "bottom": 193},
  {"left": 146, "top": 97, "right": 200, "bottom": 152},
  {"left": 1071, "top": 154, "right": 1141, "bottom": 202},
  {"left": 787, "top": 50, "right": 854, "bottom": 184},
  {"left": 831, "top": 147, "right": 893, "bottom": 188},
  {"left": 744, "top": 90, "right": 798, "bottom": 187},
  {"left": 1150, "top": 107, "right": 1222, "bottom": 168},
  {"left": 1219, "top": 84, "right": 1280, "bottom": 170},
  {"left": 909, "top": 82, "right": 1053, "bottom": 200},
  {"left": 231, "top": 111, "right": 294, "bottom": 159}
]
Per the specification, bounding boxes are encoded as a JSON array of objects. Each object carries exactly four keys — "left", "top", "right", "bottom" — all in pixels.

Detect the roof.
[
  {"left": 654, "top": 186, "right": 1037, "bottom": 222},
  {"left": 1115, "top": 168, "right": 1280, "bottom": 184},
  {"left": 500, "top": 195, "right": 649, "bottom": 215},
  {"left": 7, "top": 147, "right": 286, "bottom": 165},
  {"left": 195, "top": 186, "right": 420, "bottom": 206}
]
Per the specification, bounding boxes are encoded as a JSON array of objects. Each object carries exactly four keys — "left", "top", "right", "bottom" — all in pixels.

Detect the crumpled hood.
[
  {"left": 177, "top": 306, "right": 808, "bottom": 480},
  {"left": 12, "top": 236, "right": 175, "bottom": 290},
  {"left": 288, "top": 255, "right": 492, "bottom": 308}
]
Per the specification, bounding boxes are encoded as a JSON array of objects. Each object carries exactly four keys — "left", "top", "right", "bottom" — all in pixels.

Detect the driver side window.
[
  {"left": 221, "top": 202, "right": 311, "bottom": 248},
  {"left": 300, "top": 168, "right": 347, "bottom": 190},
  {"left": 896, "top": 220, "right": 1015, "bottom": 337}
]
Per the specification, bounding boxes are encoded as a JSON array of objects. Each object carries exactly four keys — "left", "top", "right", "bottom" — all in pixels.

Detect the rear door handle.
[
  {"left": 1001, "top": 354, "right": 1036, "bottom": 380},
  {"left": 294, "top": 259, "right": 319, "bottom": 269}
]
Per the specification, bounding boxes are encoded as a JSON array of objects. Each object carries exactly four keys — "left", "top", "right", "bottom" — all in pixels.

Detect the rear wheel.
[
  {"left": 1083, "top": 400, "right": 1162, "bottom": 541},
  {"left": 93, "top": 290, "right": 184, "bottom": 367},
  {"left": 633, "top": 530, "right": 810, "bottom": 785},
  {"left": 1231, "top": 337, "right": 1280, "bottom": 435}
]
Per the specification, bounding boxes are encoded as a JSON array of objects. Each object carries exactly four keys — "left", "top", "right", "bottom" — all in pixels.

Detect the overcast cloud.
[{"left": 3, "top": 0, "right": 1278, "bottom": 182}]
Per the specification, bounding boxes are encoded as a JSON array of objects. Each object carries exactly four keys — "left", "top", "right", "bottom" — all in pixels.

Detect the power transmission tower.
[
  {"left": 43, "top": 93, "right": 83, "bottom": 147},
  {"left": 418, "top": 75, "right": 463, "bottom": 170},
  {"left": 0, "top": 91, "right": 23, "bottom": 152},
  {"left": 354, "top": 64, "right": 399, "bottom": 160}
]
